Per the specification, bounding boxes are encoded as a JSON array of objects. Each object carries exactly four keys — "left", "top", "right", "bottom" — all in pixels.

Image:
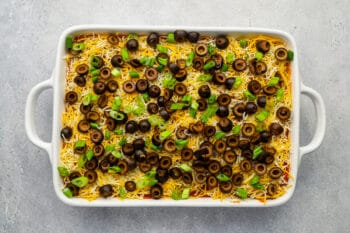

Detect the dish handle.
[
  {"left": 299, "top": 83, "right": 326, "bottom": 162},
  {"left": 25, "top": 76, "right": 53, "bottom": 163}
]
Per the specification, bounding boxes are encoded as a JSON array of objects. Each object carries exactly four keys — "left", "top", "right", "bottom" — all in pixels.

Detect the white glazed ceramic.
[{"left": 25, "top": 25, "right": 326, "bottom": 207}]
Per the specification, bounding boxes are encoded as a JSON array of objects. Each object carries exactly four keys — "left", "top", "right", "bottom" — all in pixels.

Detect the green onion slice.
[
  {"left": 57, "top": 166, "right": 69, "bottom": 177},
  {"left": 71, "top": 177, "right": 89, "bottom": 188}
]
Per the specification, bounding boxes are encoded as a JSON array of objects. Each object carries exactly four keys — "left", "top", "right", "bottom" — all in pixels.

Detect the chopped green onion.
[
  {"left": 175, "top": 139, "right": 188, "bottom": 150},
  {"left": 156, "top": 44, "right": 168, "bottom": 53},
  {"left": 157, "top": 57, "right": 168, "bottom": 66},
  {"left": 186, "top": 51, "right": 195, "bottom": 67},
  {"left": 78, "top": 154, "right": 87, "bottom": 168},
  {"left": 243, "top": 90, "right": 256, "bottom": 101},
  {"left": 198, "top": 74, "right": 212, "bottom": 82},
  {"left": 119, "top": 137, "right": 127, "bottom": 146},
  {"left": 113, "top": 128, "right": 123, "bottom": 135},
  {"left": 150, "top": 144, "right": 160, "bottom": 152},
  {"left": 71, "top": 177, "right": 89, "bottom": 188},
  {"left": 179, "top": 163, "right": 192, "bottom": 172},
  {"left": 208, "top": 94, "right": 216, "bottom": 105},
  {"left": 159, "top": 131, "right": 172, "bottom": 141},
  {"left": 149, "top": 179, "right": 158, "bottom": 186},
  {"left": 203, "top": 60, "right": 216, "bottom": 70},
  {"left": 111, "top": 68, "right": 121, "bottom": 77},
  {"left": 208, "top": 44, "right": 216, "bottom": 55},
  {"left": 57, "top": 166, "right": 69, "bottom": 177},
  {"left": 221, "top": 64, "right": 229, "bottom": 72},
  {"left": 181, "top": 188, "right": 191, "bottom": 199},
  {"left": 140, "top": 57, "right": 155, "bottom": 67},
  {"left": 108, "top": 165, "right": 122, "bottom": 173},
  {"left": 162, "top": 75, "right": 176, "bottom": 90},
  {"left": 239, "top": 39, "right": 247, "bottom": 48},
  {"left": 255, "top": 52, "right": 263, "bottom": 61},
  {"left": 129, "top": 71, "right": 139, "bottom": 78},
  {"left": 110, "top": 110, "right": 125, "bottom": 121},
  {"left": 181, "top": 94, "right": 192, "bottom": 103},
  {"left": 65, "top": 36, "right": 73, "bottom": 49},
  {"left": 200, "top": 105, "right": 219, "bottom": 123},
  {"left": 63, "top": 187, "right": 73, "bottom": 198},
  {"left": 214, "top": 132, "right": 226, "bottom": 140},
  {"left": 255, "top": 109, "right": 269, "bottom": 122},
  {"left": 90, "top": 122, "right": 100, "bottom": 129},
  {"left": 105, "top": 144, "right": 115, "bottom": 153},
  {"left": 232, "top": 125, "right": 241, "bottom": 135},
  {"left": 148, "top": 115, "right": 165, "bottom": 126},
  {"left": 74, "top": 140, "right": 86, "bottom": 149},
  {"left": 112, "top": 97, "right": 122, "bottom": 111},
  {"left": 121, "top": 48, "right": 129, "bottom": 62},
  {"left": 133, "top": 95, "right": 146, "bottom": 116},
  {"left": 250, "top": 175, "right": 264, "bottom": 190},
  {"left": 255, "top": 122, "right": 265, "bottom": 132},
  {"left": 127, "top": 33, "right": 138, "bottom": 40},
  {"left": 236, "top": 187, "right": 248, "bottom": 199},
  {"left": 91, "top": 76, "right": 98, "bottom": 83},
  {"left": 226, "top": 53, "right": 235, "bottom": 63},
  {"left": 171, "top": 189, "right": 182, "bottom": 200},
  {"left": 189, "top": 108, "right": 197, "bottom": 118},
  {"left": 157, "top": 65, "right": 165, "bottom": 72},
  {"left": 112, "top": 150, "right": 123, "bottom": 159},
  {"left": 82, "top": 93, "right": 98, "bottom": 106},
  {"left": 276, "top": 88, "right": 284, "bottom": 101},
  {"left": 90, "top": 69, "right": 100, "bottom": 77},
  {"left": 170, "top": 103, "right": 185, "bottom": 110},
  {"left": 136, "top": 179, "right": 149, "bottom": 189},
  {"left": 233, "top": 77, "right": 242, "bottom": 89},
  {"left": 216, "top": 173, "right": 230, "bottom": 182},
  {"left": 287, "top": 50, "right": 294, "bottom": 61},
  {"left": 167, "top": 33, "right": 175, "bottom": 43},
  {"left": 268, "top": 77, "right": 280, "bottom": 86},
  {"left": 119, "top": 187, "right": 127, "bottom": 199},
  {"left": 145, "top": 169, "right": 157, "bottom": 178},
  {"left": 86, "top": 149, "right": 94, "bottom": 161},
  {"left": 253, "top": 146, "right": 263, "bottom": 159},
  {"left": 142, "top": 92, "right": 150, "bottom": 102},
  {"left": 72, "top": 43, "right": 85, "bottom": 51},
  {"left": 191, "top": 100, "right": 199, "bottom": 110},
  {"left": 90, "top": 56, "right": 100, "bottom": 67}
]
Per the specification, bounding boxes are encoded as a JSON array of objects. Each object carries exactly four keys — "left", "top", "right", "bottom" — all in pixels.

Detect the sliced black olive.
[
  {"left": 125, "top": 157, "right": 137, "bottom": 170},
  {"left": 174, "top": 69, "right": 187, "bottom": 82},
  {"left": 242, "top": 123, "right": 256, "bottom": 137},
  {"left": 240, "top": 160, "right": 252, "bottom": 172},
  {"left": 268, "top": 167, "right": 283, "bottom": 179},
  {"left": 156, "top": 96, "right": 166, "bottom": 107},
  {"left": 225, "top": 77, "right": 235, "bottom": 90},
  {"left": 159, "top": 156, "right": 172, "bottom": 170},
  {"left": 106, "top": 80, "right": 118, "bottom": 93},
  {"left": 91, "top": 56, "right": 104, "bottom": 69},
  {"left": 254, "top": 163, "right": 267, "bottom": 176},
  {"left": 164, "top": 100, "right": 175, "bottom": 113},
  {"left": 163, "top": 88, "right": 173, "bottom": 101},
  {"left": 97, "top": 94, "right": 108, "bottom": 108},
  {"left": 232, "top": 173, "right": 243, "bottom": 186},
  {"left": 207, "top": 175, "right": 218, "bottom": 189},
  {"left": 208, "top": 160, "right": 221, "bottom": 174},
  {"left": 69, "top": 171, "right": 81, "bottom": 181},
  {"left": 249, "top": 59, "right": 267, "bottom": 75},
  {"left": 232, "top": 58, "right": 247, "bottom": 71},
  {"left": 168, "top": 62, "right": 180, "bottom": 74},
  {"left": 125, "top": 181, "right": 136, "bottom": 192},
  {"left": 187, "top": 31, "right": 200, "bottom": 43},
  {"left": 194, "top": 172, "right": 207, "bottom": 184},
  {"left": 139, "top": 162, "right": 152, "bottom": 173},
  {"left": 192, "top": 160, "right": 207, "bottom": 172},
  {"left": 169, "top": 167, "right": 182, "bottom": 179},
  {"left": 146, "top": 152, "right": 159, "bottom": 166},
  {"left": 238, "top": 139, "right": 250, "bottom": 150},
  {"left": 117, "top": 159, "right": 129, "bottom": 175},
  {"left": 197, "top": 99, "right": 208, "bottom": 111},
  {"left": 277, "top": 106, "right": 291, "bottom": 120},
  {"left": 174, "top": 30, "right": 187, "bottom": 42},
  {"left": 232, "top": 103, "right": 245, "bottom": 118},
  {"left": 174, "top": 83, "right": 187, "bottom": 96},
  {"left": 214, "top": 139, "right": 226, "bottom": 154},
  {"left": 65, "top": 91, "right": 78, "bottom": 104},
  {"left": 107, "top": 34, "right": 119, "bottom": 45},
  {"left": 85, "top": 158, "right": 98, "bottom": 170},
  {"left": 256, "top": 40, "right": 270, "bottom": 53},
  {"left": 193, "top": 57, "right": 204, "bottom": 70},
  {"left": 211, "top": 54, "right": 224, "bottom": 69},
  {"left": 133, "top": 138, "right": 145, "bottom": 150},
  {"left": 122, "top": 143, "right": 134, "bottom": 156},
  {"left": 148, "top": 85, "right": 161, "bottom": 98},
  {"left": 74, "top": 76, "right": 86, "bottom": 87},
  {"left": 257, "top": 96, "right": 267, "bottom": 108},
  {"left": 91, "top": 129, "right": 104, "bottom": 144},
  {"left": 107, "top": 153, "right": 118, "bottom": 165},
  {"left": 150, "top": 184, "right": 163, "bottom": 199},
  {"left": 183, "top": 172, "right": 193, "bottom": 184},
  {"left": 99, "top": 159, "right": 110, "bottom": 173},
  {"left": 159, "top": 108, "right": 170, "bottom": 121},
  {"left": 152, "top": 133, "right": 162, "bottom": 146},
  {"left": 66, "top": 183, "right": 79, "bottom": 196},
  {"left": 93, "top": 144, "right": 104, "bottom": 157},
  {"left": 203, "top": 125, "right": 216, "bottom": 137},
  {"left": 195, "top": 43, "right": 208, "bottom": 57},
  {"left": 84, "top": 170, "right": 97, "bottom": 184},
  {"left": 217, "top": 94, "right": 231, "bottom": 106},
  {"left": 156, "top": 168, "right": 169, "bottom": 183},
  {"left": 163, "top": 139, "right": 176, "bottom": 152},
  {"left": 93, "top": 81, "right": 106, "bottom": 95},
  {"left": 143, "top": 68, "right": 158, "bottom": 81},
  {"left": 219, "top": 181, "right": 233, "bottom": 193},
  {"left": 245, "top": 102, "right": 257, "bottom": 114},
  {"left": 216, "top": 35, "right": 229, "bottom": 49},
  {"left": 126, "top": 38, "right": 138, "bottom": 51},
  {"left": 267, "top": 183, "right": 278, "bottom": 196},
  {"left": 275, "top": 48, "right": 288, "bottom": 61},
  {"left": 248, "top": 80, "right": 261, "bottom": 94},
  {"left": 226, "top": 135, "right": 239, "bottom": 147},
  {"left": 223, "top": 150, "right": 236, "bottom": 164},
  {"left": 221, "top": 165, "right": 232, "bottom": 177},
  {"left": 115, "top": 111, "right": 128, "bottom": 125},
  {"left": 130, "top": 58, "right": 142, "bottom": 68},
  {"left": 111, "top": 55, "right": 124, "bottom": 67},
  {"left": 146, "top": 32, "right": 159, "bottom": 48},
  {"left": 146, "top": 103, "right": 158, "bottom": 114},
  {"left": 122, "top": 80, "right": 135, "bottom": 93},
  {"left": 99, "top": 184, "right": 113, "bottom": 198},
  {"left": 260, "top": 131, "right": 271, "bottom": 143},
  {"left": 87, "top": 111, "right": 100, "bottom": 122},
  {"left": 263, "top": 86, "right": 277, "bottom": 95},
  {"left": 189, "top": 121, "right": 204, "bottom": 134},
  {"left": 198, "top": 85, "right": 211, "bottom": 98},
  {"left": 181, "top": 148, "right": 193, "bottom": 161},
  {"left": 135, "top": 79, "right": 149, "bottom": 93},
  {"left": 77, "top": 120, "right": 90, "bottom": 133},
  {"left": 176, "top": 127, "right": 188, "bottom": 139},
  {"left": 241, "top": 149, "right": 253, "bottom": 159},
  {"left": 135, "top": 150, "right": 146, "bottom": 162},
  {"left": 212, "top": 72, "right": 226, "bottom": 85},
  {"left": 251, "top": 132, "right": 261, "bottom": 145},
  {"left": 100, "top": 67, "right": 111, "bottom": 79},
  {"left": 80, "top": 103, "right": 91, "bottom": 114},
  {"left": 125, "top": 120, "right": 138, "bottom": 133},
  {"left": 218, "top": 118, "right": 233, "bottom": 132},
  {"left": 61, "top": 127, "right": 73, "bottom": 139},
  {"left": 269, "top": 122, "right": 284, "bottom": 135},
  {"left": 76, "top": 64, "right": 89, "bottom": 75},
  {"left": 194, "top": 146, "right": 212, "bottom": 160}
]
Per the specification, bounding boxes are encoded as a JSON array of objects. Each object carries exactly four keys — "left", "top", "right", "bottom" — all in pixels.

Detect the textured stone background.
[{"left": 1, "top": 0, "right": 349, "bottom": 232}]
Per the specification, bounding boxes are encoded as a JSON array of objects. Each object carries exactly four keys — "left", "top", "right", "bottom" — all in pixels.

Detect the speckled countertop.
[{"left": 1, "top": 0, "right": 349, "bottom": 232}]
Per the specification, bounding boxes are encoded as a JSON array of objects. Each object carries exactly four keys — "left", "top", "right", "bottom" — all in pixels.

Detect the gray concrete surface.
[{"left": 1, "top": 0, "right": 349, "bottom": 232}]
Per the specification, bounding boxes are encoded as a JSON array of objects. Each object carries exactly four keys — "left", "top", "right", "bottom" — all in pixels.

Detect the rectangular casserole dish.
[{"left": 25, "top": 25, "right": 326, "bottom": 207}]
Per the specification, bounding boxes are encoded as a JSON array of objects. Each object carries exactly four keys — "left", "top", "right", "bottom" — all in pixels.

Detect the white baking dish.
[{"left": 25, "top": 25, "right": 326, "bottom": 207}]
